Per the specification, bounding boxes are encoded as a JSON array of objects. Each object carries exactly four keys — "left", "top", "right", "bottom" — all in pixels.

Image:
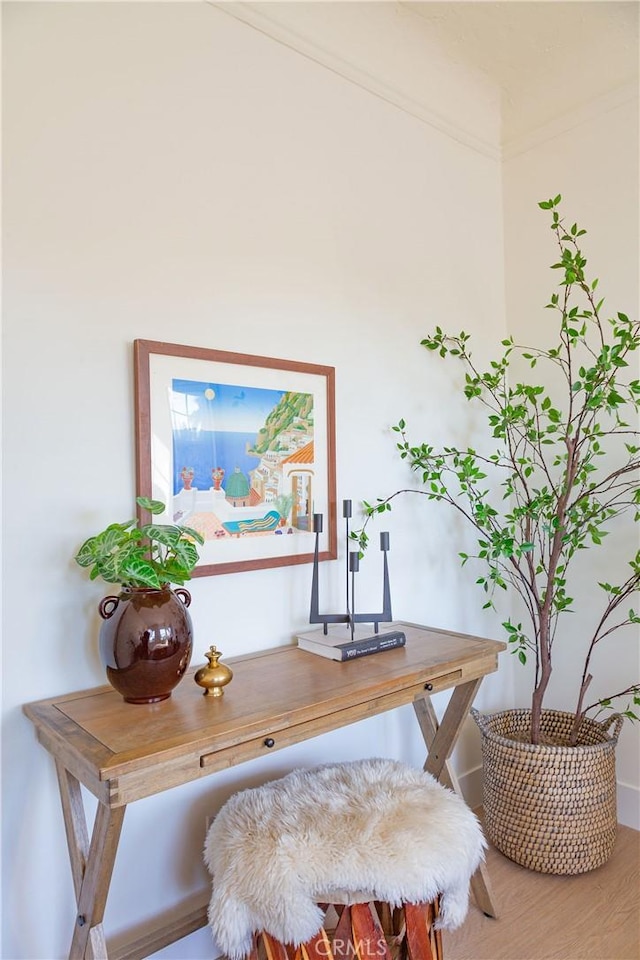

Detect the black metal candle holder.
[{"left": 309, "top": 499, "right": 392, "bottom": 639}]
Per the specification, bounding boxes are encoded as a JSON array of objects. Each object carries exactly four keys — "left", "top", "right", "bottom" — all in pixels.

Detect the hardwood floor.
[{"left": 446, "top": 823, "right": 640, "bottom": 960}]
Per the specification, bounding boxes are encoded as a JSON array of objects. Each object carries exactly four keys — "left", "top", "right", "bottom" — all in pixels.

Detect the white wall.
[
  {"left": 2, "top": 4, "right": 507, "bottom": 958},
  {"left": 503, "top": 96, "right": 640, "bottom": 828}
]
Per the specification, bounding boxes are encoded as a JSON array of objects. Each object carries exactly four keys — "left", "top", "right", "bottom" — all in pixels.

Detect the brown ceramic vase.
[{"left": 98, "top": 585, "right": 193, "bottom": 704}]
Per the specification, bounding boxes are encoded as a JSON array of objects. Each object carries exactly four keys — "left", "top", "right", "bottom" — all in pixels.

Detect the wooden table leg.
[
  {"left": 413, "top": 683, "right": 498, "bottom": 919},
  {"left": 56, "top": 761, "right": 126, "bottom": 959}
]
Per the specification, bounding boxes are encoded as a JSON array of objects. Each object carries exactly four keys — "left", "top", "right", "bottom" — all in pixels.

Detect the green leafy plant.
[
  {"left": 75, "top": 497, "right": 205, "bottom": 589},
  {"left": 353, "top": 196, "right": 640, "bottom": 745}
]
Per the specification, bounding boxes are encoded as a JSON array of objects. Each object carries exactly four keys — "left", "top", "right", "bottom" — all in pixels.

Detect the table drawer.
[{"left": 199, "top": 669, "right": 464, "bottom": 773}]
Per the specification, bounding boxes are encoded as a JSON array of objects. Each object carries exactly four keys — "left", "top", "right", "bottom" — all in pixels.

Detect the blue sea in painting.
[{"left": 172, "top": 430, "right": 259, "bottom": 495}]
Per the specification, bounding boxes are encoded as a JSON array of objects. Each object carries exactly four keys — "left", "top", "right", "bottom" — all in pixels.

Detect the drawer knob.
[
  {"left": 264, "top": 738, "right": 275, "bottom": 748},
  {"left": 424, "top": 682, "right": 434, "bottom": 691}
]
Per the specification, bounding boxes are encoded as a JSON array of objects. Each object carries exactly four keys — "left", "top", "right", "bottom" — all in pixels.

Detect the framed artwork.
[{"left": 134, "top": 340, "right": 337, "bottom": 577}]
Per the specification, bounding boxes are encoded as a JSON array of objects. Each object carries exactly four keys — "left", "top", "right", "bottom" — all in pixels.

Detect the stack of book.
[{"left": 296, "top": 624, "right": 406, "bottom": 662}]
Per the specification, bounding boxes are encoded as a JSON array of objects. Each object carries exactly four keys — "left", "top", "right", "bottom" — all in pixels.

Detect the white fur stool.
[{"left": 204, "top": 758, "right": 485, "bottom": 960}]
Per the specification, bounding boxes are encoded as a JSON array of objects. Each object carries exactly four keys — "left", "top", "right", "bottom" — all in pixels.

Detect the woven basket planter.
[{"left": 472, "top": 708, "right": 623, "bottom": 876}]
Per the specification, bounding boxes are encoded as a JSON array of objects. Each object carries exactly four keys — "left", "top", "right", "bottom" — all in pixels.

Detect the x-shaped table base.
[{"left": 414, "top": 678, "right": 497, "bottom": 918}]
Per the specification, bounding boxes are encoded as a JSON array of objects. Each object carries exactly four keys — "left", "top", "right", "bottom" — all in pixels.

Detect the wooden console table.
[{"left": 24, "top": 621, "right": 505, "bottom": 960}]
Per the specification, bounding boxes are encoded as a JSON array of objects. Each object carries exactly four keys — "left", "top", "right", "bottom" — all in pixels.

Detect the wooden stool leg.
[
  {"left": 331, "top": 904, "right": 353, "bottom": 959},
  {"left": 375, "top": 901, "right": 393, "bottom": 939},
  {"left": 404, "top": 902, "right": 441, "bottom": 960},
  {"left": 350, "top": 903, "right": 392, "bottom": 959},
  {"left": 261, "top": 932, "right": 290, "bottom": 960},
  {"left": 301, "top": 927, "right": 334, "bottom": 960},
  {"left": 391, "top": 906, "right": 408, "bottom": 960},
  {"left": 373, "top": 902, "right": 406, "bottom": 960},
  {"left": 431, "top": 899, "right": 443, "bottom": 960},
  {"left": 248, "top": 933, "right": 260, "bottom": 960},
  {"left": 260, "top": 926, "right": 334, "bottom": 960}
]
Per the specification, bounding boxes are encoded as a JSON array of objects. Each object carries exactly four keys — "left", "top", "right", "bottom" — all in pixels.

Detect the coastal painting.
[
  {"left": 135, "top": 341, "right": 337, "bottom": 576},
  {"left": 171, "top": 378, "right": 315, "bottom": 539}
]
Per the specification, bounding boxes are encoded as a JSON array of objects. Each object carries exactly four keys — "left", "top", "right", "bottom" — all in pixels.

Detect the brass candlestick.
[{"left": 194, "top": 646, "right": 233, "bottom": 697}]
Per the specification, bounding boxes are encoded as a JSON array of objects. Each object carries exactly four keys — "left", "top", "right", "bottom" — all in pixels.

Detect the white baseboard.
[
  {"left": 458, "top": 766, "right": 640, "bottom": 833},
  {"left": 617, "top": 781, "right": 640, "bottom": 831}
]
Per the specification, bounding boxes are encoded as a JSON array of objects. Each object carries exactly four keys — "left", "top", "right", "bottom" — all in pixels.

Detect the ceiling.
[
  {"left": 404, "top": 2, "right": 638, "bottom": 93},
  {"left": 403, "top": 1, "right": 639, "bottom": 141}
]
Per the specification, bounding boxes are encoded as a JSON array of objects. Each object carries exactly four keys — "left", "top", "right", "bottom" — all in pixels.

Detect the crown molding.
[
  {"left": 209, "top": 1, "right": 501, "bottom": 162},
  {"left": 503, "top": 81, "right": 639, "bottom": 161},
  {"left": 207, "top": 3, "right": 637, "bottom": 165}
]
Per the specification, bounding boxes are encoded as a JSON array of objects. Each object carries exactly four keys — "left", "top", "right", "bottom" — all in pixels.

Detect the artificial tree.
[{"left": 354, "top": 196, "right": 640, "bottom": 745}]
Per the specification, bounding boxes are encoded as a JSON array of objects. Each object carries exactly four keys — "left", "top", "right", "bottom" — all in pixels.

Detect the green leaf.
[
  {"left": 178, "top": 525, "right": 205, "bottom": 545},
  {"left": 160, "top": 559, "right": 191, "bottom": 584},
  {"left": 140, "top": 524, "right": 181, "bottom": 547},
  {"left": 99, "top": 560, "right": 125, "bottom": 584},
  {"left": 136, "top": 496, "right": 165, "bottom": 515},
  {"left": 171, "top": 540, "right": 199, "bottom": 570},
  {"left": 75, "top": 538, "right": 98, "bottom": 567},
  {"left": 119, "top": 557, "right": 162, "bottom": 588}
]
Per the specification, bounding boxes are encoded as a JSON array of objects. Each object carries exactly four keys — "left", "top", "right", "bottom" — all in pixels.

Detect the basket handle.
[
  {"left": 470, "top": 707, "right": 488, "bottom": 733},
  {"left": 600, "top": 712, "right": 624, "bottom": 741}
]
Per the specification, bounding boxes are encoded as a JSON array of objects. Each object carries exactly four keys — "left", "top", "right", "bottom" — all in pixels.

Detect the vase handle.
[
  {"left": 174, "top": 587, "right": 192, "bottom": 608},
  {"left": 99, "top": 596, "right": 120, "bottom": 620},
  {"left": 601, "top": 712, "right": 624, "bottom": 741}
]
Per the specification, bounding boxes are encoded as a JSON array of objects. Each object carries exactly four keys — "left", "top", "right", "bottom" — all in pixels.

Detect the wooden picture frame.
[{"left": 134, "top": 340, "right": 337, "bottom": 577}]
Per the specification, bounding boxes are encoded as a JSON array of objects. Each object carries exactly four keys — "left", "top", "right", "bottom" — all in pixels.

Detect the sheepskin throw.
[{"left": 204, "top": 757, "right": 486, "bottom": 959}]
